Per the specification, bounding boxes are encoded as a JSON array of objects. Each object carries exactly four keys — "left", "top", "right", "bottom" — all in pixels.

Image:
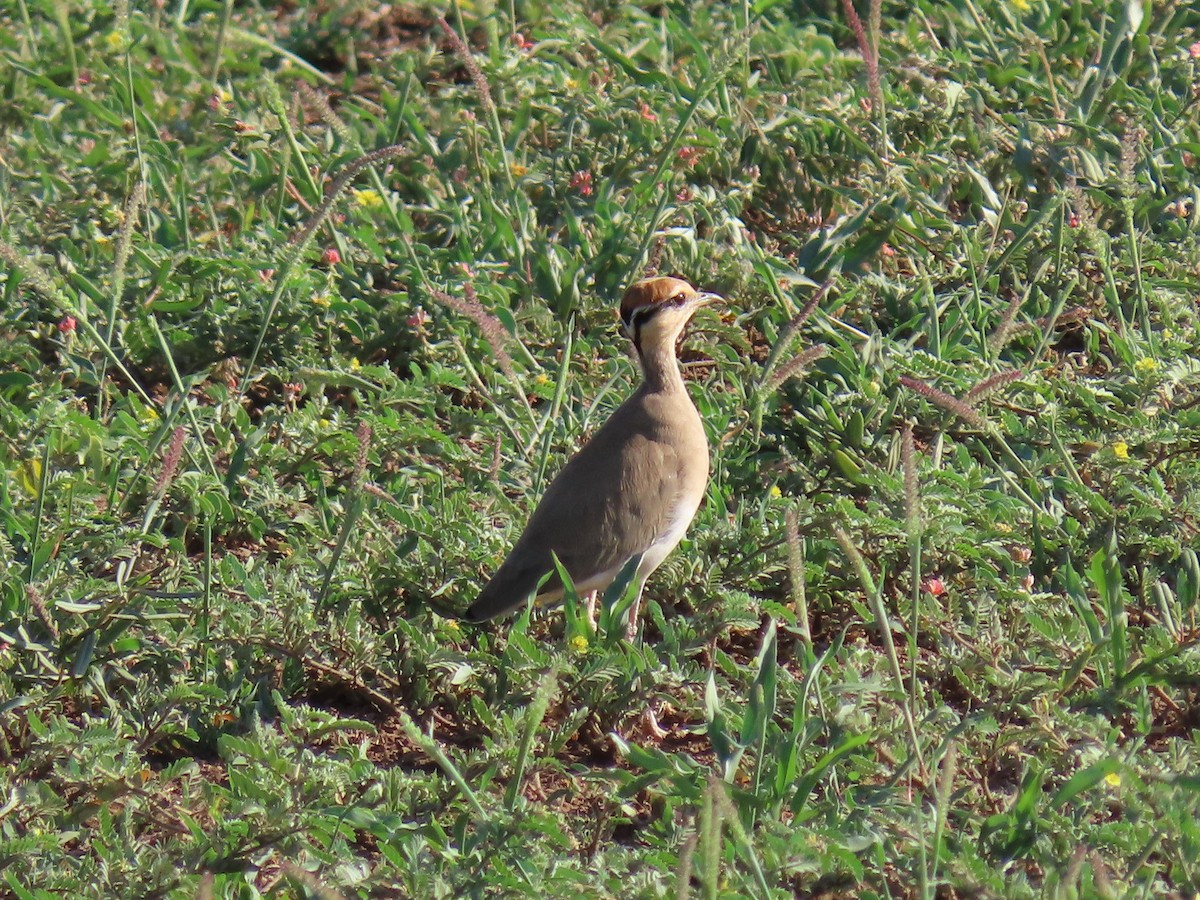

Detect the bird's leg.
[
  {"left": 624, "top": 584, "right": 647, "bottom": 641},
  {"left": 583, "top": 589, "right": 598, "bottom": 632}
]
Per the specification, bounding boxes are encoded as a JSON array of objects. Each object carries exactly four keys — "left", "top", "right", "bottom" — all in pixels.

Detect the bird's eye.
[{"left": 671, "top": 292, "right": 686, "bottom": 305}]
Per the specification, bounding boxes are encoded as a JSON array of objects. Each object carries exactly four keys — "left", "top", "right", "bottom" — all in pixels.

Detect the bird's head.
[{"left": 618, "top": 277, "right": 722, "bottom": 355}]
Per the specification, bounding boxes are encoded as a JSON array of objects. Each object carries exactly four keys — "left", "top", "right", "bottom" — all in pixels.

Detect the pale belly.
[{"left": 636, "top": 490, "right": 703, "bottom": 580}]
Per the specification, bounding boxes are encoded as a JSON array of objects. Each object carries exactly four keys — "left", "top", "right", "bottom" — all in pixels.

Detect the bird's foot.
[{"left": 640, "top": 705, "right": 668, "bottom": 740}]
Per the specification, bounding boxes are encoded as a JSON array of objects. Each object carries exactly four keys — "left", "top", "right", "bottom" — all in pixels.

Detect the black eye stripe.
[{"left": 627, "top": 305, "right": 659, "bottom": 329}]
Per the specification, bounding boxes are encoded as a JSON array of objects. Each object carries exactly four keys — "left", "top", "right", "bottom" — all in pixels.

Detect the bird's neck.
[{"left": 637, "top": 341, "right": 685, "bottom": 394}]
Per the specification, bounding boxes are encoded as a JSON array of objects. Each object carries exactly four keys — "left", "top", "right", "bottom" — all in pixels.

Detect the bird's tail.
[{"left": 463, "top": 560, "right": 556, "bottom": 622}]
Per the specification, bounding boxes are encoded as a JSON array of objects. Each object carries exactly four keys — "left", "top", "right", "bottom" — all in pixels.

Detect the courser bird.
[{"left": 464, "top": 276, "right": 720, "bottom": 637}]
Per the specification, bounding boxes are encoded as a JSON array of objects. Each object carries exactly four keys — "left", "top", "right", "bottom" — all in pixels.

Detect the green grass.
[{"left": 2, "top": 0, "right": 1200, "bottom": 896}]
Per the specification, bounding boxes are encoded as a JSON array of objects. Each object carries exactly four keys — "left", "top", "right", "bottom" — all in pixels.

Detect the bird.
[{"left": 464, "top": 276, "right": 720, "bottom": 638}]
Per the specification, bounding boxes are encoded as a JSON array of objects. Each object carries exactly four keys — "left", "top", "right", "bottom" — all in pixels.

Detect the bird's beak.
[{"left": 693, "top": 291, "right": 724, "bottom": 309}]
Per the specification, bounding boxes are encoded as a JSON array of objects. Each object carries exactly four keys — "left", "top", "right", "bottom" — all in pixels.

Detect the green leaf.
[
  {"left": 1051, "top": 758, "right": 1121, "bottom": 808},
  {"left": 792, "top": 732, "right": 871, "bottom": 813}
]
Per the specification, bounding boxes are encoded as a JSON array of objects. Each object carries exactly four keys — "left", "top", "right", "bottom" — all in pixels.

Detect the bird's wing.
[{"left": 464, "top": 397, "right": 695, "bottom": 621}]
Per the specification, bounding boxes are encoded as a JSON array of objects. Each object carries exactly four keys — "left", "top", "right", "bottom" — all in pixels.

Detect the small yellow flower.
[
  {"left": 141, "top": 406, "right": 160, "bottom": 424},
  {"left": 1134, "top": 357, "right": 1159, "bottom": 374},
  {"left": 510, "top": 163, "right": 528, "bottom": 178},
  {"left": 1011, "top": 0, "right": 1031, "bottom": 11},
  {"left": 104, "top": 30, "right": 127, "bottom": 52},
  {"left": 570, "top": 635, "right": 589, "bottom": 653},
  {"left": 445, "top": 619, "right": 460, "bottom": 631},
  {"left": 769, "top": 485, "right": 782, "bottom": 499},
  {"left": 534, "top": 373, "right": 551, "bottom": 386},
  {"left": 1113, "top": 441, "right": 1129, "bottom": 459},
  {"left": 349, "top": 358, "right": 361, "bottom": 371},
  {"left": 106, "top": 206, "right": 126, "bottom": 226},
  {"left": 312, "top": 293, "right": 332, "bottom": 309},
  {"left": 1162, "top": 329, "right": 1173, "bottom": 341},
  {"left": 566, "top": 78, "right": 579, "bottom": 90},
  {"left": 1104, "top": 771, "right": 1121, "bottom": 788},
  {"left": 352, "top": 188, "right": 384, "bottom": 209}
]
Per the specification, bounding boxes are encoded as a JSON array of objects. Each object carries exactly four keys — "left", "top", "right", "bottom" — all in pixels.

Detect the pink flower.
[
  {"left": 1190, "top": 41, "right": 1200, "bottom": 59},
  {"left": 570, "top": 170, "right": 593, "bottom": 197},
  {"left": 321, "top": 247, "right": 341, "bottom": 266},
  {"left": 922, "top": 577, "right": 946, "bottom": 597},
  {"left": 638, "top": 101, "right": 657, "bottom": 122},
  {"left": 58, "top": 315, "right": 77, "bottom": 335},
  {"left": 511, "top": 32, "right": 533, "bottom": 51}
]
